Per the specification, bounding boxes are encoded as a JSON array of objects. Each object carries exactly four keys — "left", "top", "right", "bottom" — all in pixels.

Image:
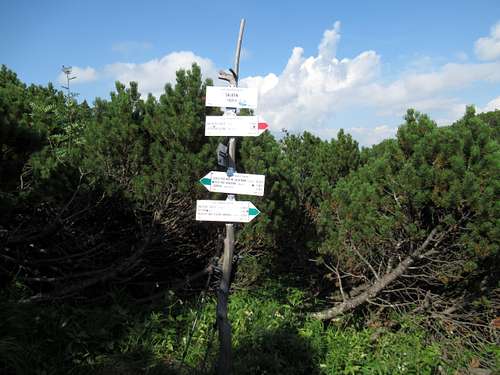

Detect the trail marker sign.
[
  {"left": 196, "top": 200, "right": 260, "bottom": 223},
  {"left": 205, "top": 86, "right": 258, "bottom": 109},
  {"left": 205, "top": 116, "right": 269, "bottom": 137},
  {"left": 200, "top": 171, "right": 265, "bottom": 196}
]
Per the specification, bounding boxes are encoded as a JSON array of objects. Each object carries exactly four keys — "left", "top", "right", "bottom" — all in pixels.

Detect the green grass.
[{"left": 1, "top": 279, "right": 495, "bottom": 374}]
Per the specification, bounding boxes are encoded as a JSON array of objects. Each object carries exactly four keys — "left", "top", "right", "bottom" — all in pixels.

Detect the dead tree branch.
[{"left": 312, "top": 228, "right": 439, "bottom": 320}]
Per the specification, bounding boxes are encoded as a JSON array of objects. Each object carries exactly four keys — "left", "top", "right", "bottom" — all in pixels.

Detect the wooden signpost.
[{"left": 195, "top": 18, "right": 269, "bottom": 375}]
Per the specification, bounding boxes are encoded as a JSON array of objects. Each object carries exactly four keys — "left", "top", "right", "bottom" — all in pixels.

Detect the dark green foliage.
[
  {"left": 238, "top": 131, "right": 284, "bottom": 249},
  {"left": 1, "top": 64, "right": 498, "bottom": 374},
  {"left": 77, "top": 65, "right": 220, "bottom": 213},
  {"left": 313, "top": 109, "right": 498, "bottom": 371},
  {"left": 472, "top": 107, "right": 500, "bottom": 140},
  {"left": 318, "top": 108, "right": 499, "bottom": 275},
  {"left": 0, "top": 65, "right": 66, "bottom": 198},
  {"left": 237, "top": 129, "right": 361, "bottom": 280}
]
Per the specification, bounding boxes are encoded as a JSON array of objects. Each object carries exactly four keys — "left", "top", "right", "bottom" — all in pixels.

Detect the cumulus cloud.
[
  {"left": 475, "top": 21, "right": 500, "bottom": 61},
  {"left": 348, "top": 125, "right": 398, "bottom": 146},
  {"left": 61, "top": 52, "right": 217, "bottom": 96},
  {"left": 60, "top": 51, "right": 218, "bottom": 101},
  {"left": 240, "top": 21, "right": 500, "bottom": 144},
  {"left": 105, "top": 51, "right": 217, "bottom": 96},
  {"left": 57, "top": 66, "right": 97, "bottom": 84},
  {"left": 66, "top": 21, "right": 500, "bottom": 146},
  {"left": 102, "top": 51, "right": 217, "bottom": 96},
  {"left": 479, "top": 96, "right": 500, "bottom": 112},
  {"left": 105, "top": 51, "right": 218, "bottom": 96},
  {"left": 360, "top": 62, "right": 500, "bottom": 116},
  {"left": 241, "top": 22, "right": 381, "bottom": 133}
]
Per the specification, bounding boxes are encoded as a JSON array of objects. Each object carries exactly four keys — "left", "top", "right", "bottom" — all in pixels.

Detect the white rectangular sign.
[
  {"left": 205, "top": 86, "right": 258, "bottom": 109},
  {"left": 200, "top": 171, "right": 265, "bottom": 196},
  {"left": 205, "top": 116, "right": 269, "bottom": 137},
  {"left": 195, "top": 200, "right": 260, "bottom": 223}
]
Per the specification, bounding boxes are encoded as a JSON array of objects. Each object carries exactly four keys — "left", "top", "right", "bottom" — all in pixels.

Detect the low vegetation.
[{"left": 1, "top": 64, "right": 498, "bottom": 374}]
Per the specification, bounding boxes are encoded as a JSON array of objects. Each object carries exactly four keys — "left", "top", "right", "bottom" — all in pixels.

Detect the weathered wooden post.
[{"left": 196, "top": 18, "right": 269, "bottom": 374}]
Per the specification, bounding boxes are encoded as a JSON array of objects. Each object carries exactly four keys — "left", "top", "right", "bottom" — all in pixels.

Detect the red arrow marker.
[{"left": 258, "top": 122, "right": 269, "bottom": 130}]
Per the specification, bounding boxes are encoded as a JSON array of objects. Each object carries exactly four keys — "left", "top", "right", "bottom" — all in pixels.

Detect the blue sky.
[{"left": 1, "top": 0, "right": 500, "bottom": 145}]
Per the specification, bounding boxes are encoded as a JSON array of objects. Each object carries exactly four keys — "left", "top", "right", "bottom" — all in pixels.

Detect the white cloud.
[
  {"left": 67, "top": 21, "right": 500, "bottom": 146},
  {"left": 348, "top": 125, "right": 398, "bottom": 146},
  {"left": 348, "top": 62, "right": 500, "bottom": 115},
  {"left": 312, "top": 124, "right": 398, "bottom": 146},
  {"left": 318, "top": 21, "right": 341, "bottom": 60},
  {"left": 57, "top": 66, "right": 97, "bottom": 84},
  {"left": 241, "top": 22, "right": 381, "bottom": 133},
  {"left": 433, "top": 102, "right": 469, "bottom": 126},
  {"left": 239, "top": 21, "right": 500, "bottom": 145},
  {"left": 479, "top": 96, "right": 500, "bottom": 112},
  {"left": 475, "top": 21, "right": 500, "bottom": 61},
  {"left": 63, "top": 51, "right": 218, "bottom": 98},
  {"left": 361, "top": 61, "right": 500, "bottom": 116},
  {"left": 105, "top": 51, "right": 218, "bottom": 96}
]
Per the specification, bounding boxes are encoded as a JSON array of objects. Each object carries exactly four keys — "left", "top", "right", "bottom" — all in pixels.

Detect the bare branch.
[{"left": 312, "top": 228, "right": 439, "bottom": 320}]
